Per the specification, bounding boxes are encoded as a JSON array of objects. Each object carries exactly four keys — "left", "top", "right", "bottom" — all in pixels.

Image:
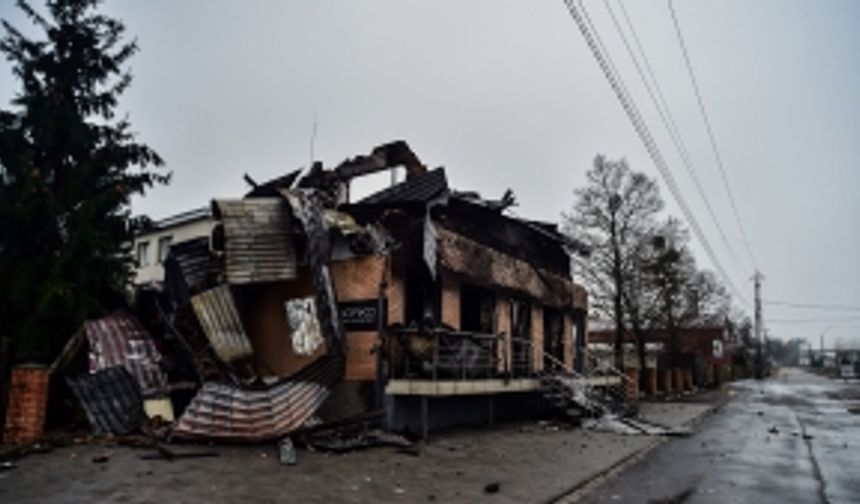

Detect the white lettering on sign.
[{"left": 341, "top": 306, "right": 377, "bottom": 321}]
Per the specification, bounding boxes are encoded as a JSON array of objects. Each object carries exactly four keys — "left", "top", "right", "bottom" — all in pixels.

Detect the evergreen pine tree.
[{"left": 0, "top": 0, "right": 168, "bottom": 363}]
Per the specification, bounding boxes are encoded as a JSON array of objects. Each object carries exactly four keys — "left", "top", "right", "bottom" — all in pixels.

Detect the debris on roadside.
[
  {"left": 484, "top": 482, "right": 501, "bottom": 494},
  {"left": 583, "top": 414, "right": 690, "bottom": 437},
  {"left": 306, "top": 429, "right": 411, "bottom": 454},
  {"left": 278, "top": 437, "right": 297, "bottom": 465},
  {"left": 139, "top": 445, "right": 220, "bottom": 461}
]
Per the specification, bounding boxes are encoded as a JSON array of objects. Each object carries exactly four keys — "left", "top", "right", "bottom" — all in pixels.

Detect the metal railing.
[
  {"left": 390, "top": 327, "right": 501, "bottom": 380},
  {"left": 386, "top": 329, "right": 638, "bottom": 415}
]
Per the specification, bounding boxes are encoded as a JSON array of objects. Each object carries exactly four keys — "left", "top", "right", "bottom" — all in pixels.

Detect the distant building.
[
  {"left": 132, "top": 207, "right": 212, "bottom": 285},
  {"left": 588, "top": 325, "right": 734, "bottom": 393}
]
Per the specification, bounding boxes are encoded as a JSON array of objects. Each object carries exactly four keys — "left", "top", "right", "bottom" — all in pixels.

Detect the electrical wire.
[
  {"left": 668, "top": 0, "right": 758, "bottom": 269},
  {"left": 604, "top": 0, "right": 750, "bottom": 278},
  {"left": 562, "top": 0, "right": 751, "bottom": 307},
  {"left": 764, "top": 300, "right": 860, "bottom": 312}
]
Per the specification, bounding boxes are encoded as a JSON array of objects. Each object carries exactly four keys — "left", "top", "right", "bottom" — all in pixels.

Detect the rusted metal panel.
[
  {"left": 190, "top": 285, "right": 254, "bottom": 364},
  {"left": 67, "top": 366, "right": 145, "bottom": 435},
  {"left": 172, "top": 357, "right": 343, "bottom": 441},
  {"left": 213, "top": 198, "right": 296, "bottom": 285},
  {"left": 84, "top": 310, "right": 167, "bottom": 395},
  {"left": 163, "top": 237, "right": 220, "bottom": 306}
]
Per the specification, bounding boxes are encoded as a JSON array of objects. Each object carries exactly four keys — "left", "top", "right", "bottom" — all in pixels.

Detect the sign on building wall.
[
  {"left": 338, "top": 299, "right": 387, "bottom": 331},
  {"left": 713, "top": 339, "right": 724, "bottom": 359}
]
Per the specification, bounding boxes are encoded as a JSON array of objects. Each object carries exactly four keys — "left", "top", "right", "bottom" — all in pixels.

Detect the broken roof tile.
[{"left": 359, "top": 167, "right": 448, "bottom": 206}]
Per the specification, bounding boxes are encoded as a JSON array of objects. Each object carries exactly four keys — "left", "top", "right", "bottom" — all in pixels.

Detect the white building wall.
[{"left": 132, "top": 217, "right": 213, "bottom": 285}]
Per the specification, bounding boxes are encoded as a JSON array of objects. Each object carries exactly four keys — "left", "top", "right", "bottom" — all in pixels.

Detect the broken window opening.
[
  {"left": 460, "top": 283, "right": 495, "bottom": 334},
  {"left": 543, "top": 307, "right": 564, "bottom": 364},
  {"left": 405, "top": 263, "right": 440, "bottom": 328}
]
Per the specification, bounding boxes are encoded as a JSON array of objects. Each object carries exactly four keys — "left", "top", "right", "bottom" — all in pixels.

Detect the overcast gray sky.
[{"left": 2, "top": 0, "right": 859, "bottom": 346}]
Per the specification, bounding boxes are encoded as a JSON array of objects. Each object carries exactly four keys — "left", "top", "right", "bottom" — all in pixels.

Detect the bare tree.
[{"left": 565, "top": 156, "right": 662, "bottom": 370}]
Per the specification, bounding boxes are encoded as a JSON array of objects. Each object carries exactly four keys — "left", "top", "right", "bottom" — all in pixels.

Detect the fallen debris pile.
[{"left": 24, "top": 141, "right": 421, "bottom": 457}]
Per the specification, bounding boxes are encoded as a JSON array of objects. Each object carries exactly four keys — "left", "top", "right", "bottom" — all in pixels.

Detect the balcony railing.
[{"left": 389, "top": 327, "right": 503, "bottom": 381}]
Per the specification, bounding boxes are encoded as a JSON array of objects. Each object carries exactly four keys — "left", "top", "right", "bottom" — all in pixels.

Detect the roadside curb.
[{"left": 546, "top": 389, "right": 732, "bottom": 504}]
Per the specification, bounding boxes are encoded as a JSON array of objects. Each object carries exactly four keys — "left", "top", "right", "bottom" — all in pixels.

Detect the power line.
[
  {"left": 604, "top": 0, "right": 750, "bottom": 278},
  {"left": 767, "top": 316, "right": 860, "bottom": 324},
  {"left": 562, "top": 0, "right": 751, "bottom": 307},
  {"left": 574, "top": 0, "right": 749, "bottom": 306},
  {"left": 765, "top": 300, "right": 860, "bottom": 312},
  {"left": 668, "top": 0, "right": 758, "bottom": 269}
]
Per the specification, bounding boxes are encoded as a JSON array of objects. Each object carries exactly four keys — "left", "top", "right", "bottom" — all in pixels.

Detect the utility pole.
[{"left": 753, "top": 270, "right": 764, "bottom": 379}]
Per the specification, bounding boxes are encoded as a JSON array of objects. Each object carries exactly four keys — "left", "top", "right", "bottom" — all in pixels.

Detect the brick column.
[
  {"left": 644, "top": 368, "right": 658, "bottom": 396},
  {"left": 673, "top": 368, "right": 684, "bottom": 392},
  {"left": 4, "top": 366, "right": 50, "bottom": 445},
  {"left": 624, "top": 368, "right": 639, "bottom": 400},
  {"left": 440, "top": 273, "right": 460, "bottom": 330},
  {"left": 495, "top": 296, "right": 511, "bottom": 374},
  {"left": 684, "top": 369, "right": 694, "bottom": 391},
  {"left": 531, "top": 305, "right": 544, "bottom": 372},
  {"left": 661, "top": 368, "right": 673, "bottom": 394}
]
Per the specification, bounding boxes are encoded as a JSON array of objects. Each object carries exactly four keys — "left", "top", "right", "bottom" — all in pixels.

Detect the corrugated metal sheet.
[
  {"left": 163, "top": 237, "right": 220, "bottom": 306},
  {"left": 172, "top": 357, "right": 344, "bottom": 441},
  {"left": 214, "top": 198, "right": 297, "bottom": 284},
  {"left": 84, "top": 310, "right": 167, "bottom": 394},
  {"left": 67, "top": 366, "right": 145, "bottom": 435},
  {"left": 359, "top": 167, "right": 448, "bottom": 205},
  {"left": 190, "top": 285, "right": 254, "bottom": 364}
]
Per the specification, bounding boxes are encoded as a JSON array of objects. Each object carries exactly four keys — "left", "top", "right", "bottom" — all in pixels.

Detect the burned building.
[{"left": 49, "top": 141, "right": 629, "bottom": 444}]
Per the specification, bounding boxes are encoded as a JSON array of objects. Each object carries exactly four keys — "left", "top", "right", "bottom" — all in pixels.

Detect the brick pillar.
[
  {"left": 531, "top": 305, "right": 544, "bottom": 372},
  {"left": 684, "top": 369, "right": 694, "bottom": 391},
  {"left": 387, "top": 276, "right": 406, "bottom": 325},
  {"left": 673, "top": 368, "right": 684, "bottom": 392},
  {"left": 644, "top": 368, "right": 658, "bottom": 396},
  {"left": 495, "top": 297, "right": 511, "bottom": 374},
  {"left": 440, "top": 273, "right": 460, "bottom": 330},
  {"left": 4, "top": 366, "right": 50, "bottom": 445},
  {"left": 661, "top": 368, "right": 673, "bottom": 394},
  {"left": 625, "top": 368, "right": 639, "bottom": 400}
]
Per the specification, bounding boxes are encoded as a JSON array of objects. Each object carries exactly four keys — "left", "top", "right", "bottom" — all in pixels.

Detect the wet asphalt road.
[{"left": 582, "top": 368, "right": 860, "bottom": 504}]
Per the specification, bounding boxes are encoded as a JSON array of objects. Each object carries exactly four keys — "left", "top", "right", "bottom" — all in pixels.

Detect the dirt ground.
[{"left": 0, "top": 401, "right": 717, "bottom": 504}]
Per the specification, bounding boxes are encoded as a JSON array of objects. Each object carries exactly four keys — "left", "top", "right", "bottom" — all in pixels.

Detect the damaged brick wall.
[
  {"left": 440, "top": 272, "right": 460, "bottom": 330},
  {"left": 436, "top": 226, "right": 586, "bottom": 311},
  {"left": 329, "top": 254, "right": 389, "bottom": 381},
  {"left": 3, "top": 366, "right": 49, "bottom": 445}
]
